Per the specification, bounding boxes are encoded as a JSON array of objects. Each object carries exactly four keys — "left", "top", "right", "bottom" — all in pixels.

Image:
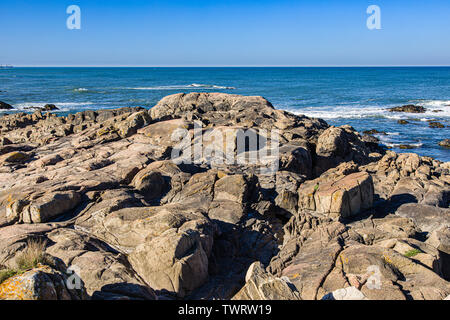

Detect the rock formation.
[{"left": 0, "top": 93, "right": 448, "bottom": 300}]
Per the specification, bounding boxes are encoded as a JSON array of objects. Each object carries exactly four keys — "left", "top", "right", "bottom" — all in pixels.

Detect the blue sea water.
[{"left": 0, "top": 67, "right": 449, "bottom": 162}]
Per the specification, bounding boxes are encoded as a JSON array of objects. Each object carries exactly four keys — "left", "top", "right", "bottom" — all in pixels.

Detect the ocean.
[{"left": 0, "top": 67, "right": 449, "bottom": 162}]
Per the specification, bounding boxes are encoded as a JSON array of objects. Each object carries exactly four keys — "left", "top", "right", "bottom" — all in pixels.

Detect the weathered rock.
[
  {"left": 45, "top": 228, "right": 157, "bottom": 300},
  {"left": 232, "top": 262, "right": 301, "bottom": 300},
  {"left": 0, "top": 151, "right": 30, "bottom": 165},
  {"left": 428, "top": 225, "right": 450, "bottom": 249},
  {"left": 396, "top": 203, "right": 450, "bottom": 233},
  {"left": 314, "top": 126, "right": 372, "bottom": 175},
  {"left": 389, "top": 105, "right": 426, "bottom": 113},
  {"left": 321, "top": 286, "right": 367, "bottom": 300},
  {"left": 131, "top": 170, "right": 165, "bottom": 199},
  {"left": 363, "top": 129, "right": 387, "bottom": 135},
  {"left": 128, "top": 215, "right": 215, "bottom": 298},
  {"left": 150, "top": 93, "right": 275, "bottom": 122},
  {"left": 0, "top": 265, "right": 86, "bottom": 300},
  {"left": 298, "top": 171, "right": 374, "bottom": 219},
  {"left": 23, "top": 191, "right": 81, "bottom": 223},
  {"left": 1, "top": 93, "right": 449, "bottom": 301}
]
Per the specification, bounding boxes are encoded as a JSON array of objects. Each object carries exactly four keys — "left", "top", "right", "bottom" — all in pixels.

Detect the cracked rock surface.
[{"left": 0, "top": 92, "right": 449, "bottom": 300}]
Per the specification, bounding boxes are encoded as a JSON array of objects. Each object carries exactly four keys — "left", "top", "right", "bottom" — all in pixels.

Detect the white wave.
[
  {"left": 407, "top": 99, "right": 450, "bottom": 118},
  {"left": 285, "top": 105, "right": 387, "bottom": 119},
  {"left": 74, "top": 88, "right": 89, "bottom": 92},
  {"left": 13, "top": 102, "right": 95, "bottom": 111},
  {"left": 125, "top": 83, "right": 236, "bottom": 90},
  {"left": 284, "top": 99, "right": 450, "bottom": 121},
  {"left": 384, "top": 142, "right": 423, "bottom": 148}
]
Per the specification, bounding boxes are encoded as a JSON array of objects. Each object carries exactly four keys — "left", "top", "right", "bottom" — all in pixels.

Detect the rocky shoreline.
[{"left": 0, "top": 92, "right": 449, "bottom": 300}]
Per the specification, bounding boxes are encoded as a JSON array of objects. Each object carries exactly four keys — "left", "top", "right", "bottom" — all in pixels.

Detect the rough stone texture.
[
  {"left": 321, "top": 286, "right": 367, "bottom": 300},
  {"left": 388, "top": 105, "right": 426, "bottom": 113},
  {"left": 0, "top": 265, "right": 85, "bottom": 300},
  {"left": 0, "top": 93, "right": 449, "bottom": 300},
  {"left": 232, "top": 262, "right": 301, "bottom": 300},
  {"left": 313, "top": 172, "right": 374, "bottom": 219}
]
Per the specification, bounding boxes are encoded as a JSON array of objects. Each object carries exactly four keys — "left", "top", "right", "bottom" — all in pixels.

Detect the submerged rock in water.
[
  {"left": 388, "top": 105, "right": 426, "bottom": 113},
  {"left": 42, "top": 104, "right": 59, "bottom": 111},
  {"left": 438, "top": 139, "right": 450, "bottom": 148},
  {"left": 363, "top": 129, "right": 387, "bottom": 135},
  {"left": 399, "top": 144, "right": 417, "bottom": 149},
  {"left": 429, "top": 121, "right": 445, "bottom": 129},
  {"left": 397, "top": 119, "right": 410, "bottom": 125}
]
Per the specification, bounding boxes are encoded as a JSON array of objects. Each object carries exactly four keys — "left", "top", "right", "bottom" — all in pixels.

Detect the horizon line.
[{"left": 7, "top": 64, "right": 450, "bottom": 68}]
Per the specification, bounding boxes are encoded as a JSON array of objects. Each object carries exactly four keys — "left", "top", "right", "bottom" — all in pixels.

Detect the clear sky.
[{"left": 1, "top": 0, "right": 449, "bottom": 66}]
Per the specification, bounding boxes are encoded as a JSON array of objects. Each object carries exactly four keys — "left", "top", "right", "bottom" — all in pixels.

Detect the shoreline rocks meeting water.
[{"left": 0, "top": 92, "right": 449, "bottom": 300}]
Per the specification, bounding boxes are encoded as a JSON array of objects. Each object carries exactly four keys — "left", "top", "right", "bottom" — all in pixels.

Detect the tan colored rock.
[
  {"left": 214, "top": 174, "right": 248, "bottom": 203},
  {"left": 131, "top": 170, "right": 165, "bottom": 199},
  {"left": 45, "top": 228, "right": 157, "bottom": 300},
  {"left": 321, "top": 286, "right": 368, "bottom": 300},
  {"left": 427, "top": 226, "right": 450, "bottom": 255},
  {"left": 129, "top": 226, "right": 210, "bottom": 298},
  {"left": 116, "top": 111, "right": 151, "bottom": 138},
  {"left": 232, "top": 262, "right": 301, "bottom": 300},
  {"left": 299, "top": 172, "right": 374, "bottom": 219},
  {"left": 0, "top": 151, "right": 30, "bottom": 165},
  {"left": 22, "top": 191, "right": 81, "bottom": 223},
  {"left": 0, "top": 264, "right": 85, "bottom": 300}
]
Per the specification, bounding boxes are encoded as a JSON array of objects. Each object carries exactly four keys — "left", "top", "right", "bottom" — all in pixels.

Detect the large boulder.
[
  {"left": 6, "top": 191, "right": 81, "bottom": 224},
  {"left": 396, "top": 203, "right": 450, "bottom": 233},
  {"left": 314, "top": 126, "right": 372, "bottom": 175},
  {"left": 75, "top": 201, "right": 217, "bottom": 298},
  {"left": 0, "top": 101, "right": 13, "bottom": 110},
  {"left": 150, "top": 93, "right": 275, "bottom": 122},
  {"left": 298, "top": 171, "right": 374, "bottom": 220},
  {"left": 0, "top": 265, "right": 86, "bottom": 300}
]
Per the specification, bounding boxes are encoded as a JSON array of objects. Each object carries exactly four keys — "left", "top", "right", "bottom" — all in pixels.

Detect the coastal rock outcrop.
[
  {"left": 0, "top": 93, "right": 449, "bottom": 300},
  {"left": 388, "top": 105, "right": 426, "bottom": 113}
]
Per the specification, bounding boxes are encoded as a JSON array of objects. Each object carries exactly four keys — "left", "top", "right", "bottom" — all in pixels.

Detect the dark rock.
[
  {"left": 399, "top": 144, "right": 417, "bottom": 149},
  {"left": 0, "top": 101, "right": 13, "bottom": 110},
  {"left": 363, "top": 129, "right": 387, "bottom": 135},
  {"left": 429, "top": 121, "right": 445, "bottom": 129},
  {"left": 42, "top": 104, "right": 59, "bottom": 111},
  {"left": 397, "top": 120, "right": 409, "bottom": 125},
  {"left": 438, "top": 139, "right": 450, "bottom": 148},
  {"left": 388, "top": 105, "right": 426, "bottom": 113}
]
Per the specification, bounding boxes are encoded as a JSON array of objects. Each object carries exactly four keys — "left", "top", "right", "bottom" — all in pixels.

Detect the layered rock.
[{"left": 0, "top": 92, "right": 449, "bottom": 300}]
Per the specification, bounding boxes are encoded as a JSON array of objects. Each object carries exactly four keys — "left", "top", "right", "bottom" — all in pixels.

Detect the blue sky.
[{"left": 1, "top": 0, "right": 449, "bottom": 66}]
